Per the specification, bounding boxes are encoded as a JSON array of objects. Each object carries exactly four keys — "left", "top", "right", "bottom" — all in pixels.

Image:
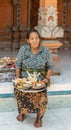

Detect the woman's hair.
[{"left": 26, "top": 29, "right": 41, "bottom": 39}]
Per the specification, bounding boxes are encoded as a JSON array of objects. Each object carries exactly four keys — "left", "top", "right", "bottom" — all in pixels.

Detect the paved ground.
[{"left": 0, "top": 107, "right": 71, "bottom": 130}]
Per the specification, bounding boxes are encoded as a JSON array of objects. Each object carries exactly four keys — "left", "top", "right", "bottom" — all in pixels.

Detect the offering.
[
  {"left": 0, "top": 57, "right": 16, "bottom": 64},
  {"left": 0, "top": 57, "right": 16, "bottom": 81},
  {"left": 0, "top": 57, "right": 16, "bottom": 71},
  {"left": 13, "top": 71, "right": 46, "bottom": 90}
]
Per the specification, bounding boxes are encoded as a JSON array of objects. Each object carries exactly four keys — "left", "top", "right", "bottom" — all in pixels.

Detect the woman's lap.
[{"left": 14, "top": 88, "right": 48, "bottom": 116}]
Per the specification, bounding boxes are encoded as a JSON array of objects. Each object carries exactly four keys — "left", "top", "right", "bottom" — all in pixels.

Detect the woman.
[{"left": 14, "top": 29, "right": 53, "bottom": 127}]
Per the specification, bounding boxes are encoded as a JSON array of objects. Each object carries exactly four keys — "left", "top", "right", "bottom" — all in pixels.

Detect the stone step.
[
  {"left": 0, "top": 94, "right": 71, "bottom": 112},
  {"left": 0, "top": 81, "right": 71, "bottom": 112},
  {"left": 0, "top": 89, "right": 71, "bottom": 98},
  {"left": 48, "top": 95, "right": 71, "bottom": 109}
]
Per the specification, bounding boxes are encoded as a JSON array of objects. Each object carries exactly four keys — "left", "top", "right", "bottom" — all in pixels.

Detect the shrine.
[{"left": 0, "top": 0, "right": 71, "bottom": 49}]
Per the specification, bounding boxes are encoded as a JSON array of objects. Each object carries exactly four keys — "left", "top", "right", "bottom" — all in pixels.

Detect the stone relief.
[{"left": 35, "top": 6, "right": 64, "bottom": 38}]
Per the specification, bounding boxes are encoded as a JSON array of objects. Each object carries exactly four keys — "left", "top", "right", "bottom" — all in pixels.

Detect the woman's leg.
[
  {"left": 34, "top": 90, "right": 48, "bottom": 127},
  {"left": 34, "top": 112, "right": 43, "bottom": 127},
  {"left": 16, "top": 113, "right": 25, "bottom": 122},
  {"left": 14, "top": 88, "right": 26, "bottom": 122}
]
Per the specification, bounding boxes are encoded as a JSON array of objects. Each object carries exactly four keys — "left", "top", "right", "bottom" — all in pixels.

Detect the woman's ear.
[{"left": 26, "top": 39, "right": 29, "bottom": 43}]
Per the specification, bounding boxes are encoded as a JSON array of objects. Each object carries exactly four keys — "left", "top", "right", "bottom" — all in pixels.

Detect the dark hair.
[{"left": 26, "top": 29, "right": 41, "bottom": 39}]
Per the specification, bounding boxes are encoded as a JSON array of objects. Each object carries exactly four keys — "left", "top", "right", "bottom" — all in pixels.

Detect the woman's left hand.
[{"left": 42, "top": 78, "right": 49, "bottom": 84}]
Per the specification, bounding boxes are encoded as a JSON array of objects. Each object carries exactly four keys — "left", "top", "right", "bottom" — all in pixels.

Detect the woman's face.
[{"left": 26, "top": 32, "right": 40, "bottom": 49}]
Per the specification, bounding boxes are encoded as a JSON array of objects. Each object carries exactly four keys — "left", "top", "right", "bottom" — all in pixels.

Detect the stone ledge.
[{"left": 52, "top": 56, "right": 62, "bottom": 75}]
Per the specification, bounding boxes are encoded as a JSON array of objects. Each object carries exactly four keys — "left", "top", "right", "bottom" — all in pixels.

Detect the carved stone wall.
[
  {"left": 62, "top": 0, "right": 71, "bottom": 48},
  {"left": 35, "top": 6, "right": 64, "bottom": 38},
  {"left": 62, "top": 0, "right": 68, "bottom": 28}
]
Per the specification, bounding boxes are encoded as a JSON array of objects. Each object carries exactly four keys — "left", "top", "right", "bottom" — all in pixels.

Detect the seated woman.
[{"left": 14, "top": 29, "right": 53, "bottom": 128}]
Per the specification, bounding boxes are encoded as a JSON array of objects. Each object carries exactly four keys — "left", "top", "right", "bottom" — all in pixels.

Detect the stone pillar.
[
  {"left": 40, "top": 0, "right": 57, "bottom": 8},
  {"left": 36, "top": 0, "right": 64, "bottom": 39},
  {"left": 35, "top": 0, "right": 64, "bottom": 75}
]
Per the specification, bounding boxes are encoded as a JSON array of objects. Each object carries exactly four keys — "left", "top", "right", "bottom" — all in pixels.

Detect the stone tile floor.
[{"left": 0, "top": 108, "right": 71, "bottom": 130}]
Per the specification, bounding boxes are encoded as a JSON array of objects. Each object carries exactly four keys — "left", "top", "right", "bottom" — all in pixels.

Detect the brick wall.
[
  {"left": 57, "top": 0, "right": 71, "bottom": 27},
  {"left": 57, "top": 0, "right": 63, "bottom": 26},
  {"left": 68, "top": 5, "right": 71, "bottom": 26},
  {"left": 22, "top": 0, "right": 28, "bottom": 26},
  {"left": 0, "top": 0, "right": 12, "bottom": 30},
  {"left": 0, "top": 0, "right": 71, "bottom": 49},
  {"left": 0, "top": 0, "right": 28, "bottom": 30},
  {"left": 0, "top": 0, "right": 71, "bottom": 30}
]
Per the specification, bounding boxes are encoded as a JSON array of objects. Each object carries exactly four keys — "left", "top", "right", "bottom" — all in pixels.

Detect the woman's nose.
[{"left": 33, "top": 39, "right": 36, "bottom": 42}]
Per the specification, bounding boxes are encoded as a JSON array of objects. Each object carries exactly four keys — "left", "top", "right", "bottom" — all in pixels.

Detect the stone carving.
[
  {"left": 38, "top": 7, "right": 45, "bottom": 27},
  {"left": 35, "top": 6, "right": 64, "bottom": 38},
  {"left": 16, "top": 0, "right": 22, "bottom": 25},
  {"left": 12, "top": 0, "right": 18, "bottom": 5}
]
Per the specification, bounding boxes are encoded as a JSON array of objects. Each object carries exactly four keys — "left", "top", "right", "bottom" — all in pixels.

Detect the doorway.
[{"left": 29, "top": 0, "right": 39, "bottom": 28}]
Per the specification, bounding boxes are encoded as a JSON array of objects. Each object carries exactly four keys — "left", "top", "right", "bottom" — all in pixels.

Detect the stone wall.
[{"left": 0, "top": 0, "right": 28, "bottom": 30}]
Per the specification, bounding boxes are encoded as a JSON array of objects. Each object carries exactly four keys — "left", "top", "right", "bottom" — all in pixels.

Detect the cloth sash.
[{"left": 22, "top": 67, "right": 46, "bottom": 78}]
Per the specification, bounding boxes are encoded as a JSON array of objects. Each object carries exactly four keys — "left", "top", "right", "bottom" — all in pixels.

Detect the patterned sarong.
[
  {"left": 14, "top": 67, "right": 48, "bottom": 117},
  {"left": 14, "top": 88, "right": 48, "bottom": 117}
]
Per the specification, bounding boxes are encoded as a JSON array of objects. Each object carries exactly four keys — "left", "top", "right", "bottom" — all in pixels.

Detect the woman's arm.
[
  {"left": 16, "top": 68, "right": 21, "bottom": 78},
  {"left": 42, "top": 69, "right": 53, "bottom": 83},
  {"left": 15, "top": 46, "right": 25, "bottom": 78},
  {"left": 46, "top": 69, "right": 53, "bottom": 80},
  {"left": 43, "top": 47, "right": 53, "bottom": 83}
]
